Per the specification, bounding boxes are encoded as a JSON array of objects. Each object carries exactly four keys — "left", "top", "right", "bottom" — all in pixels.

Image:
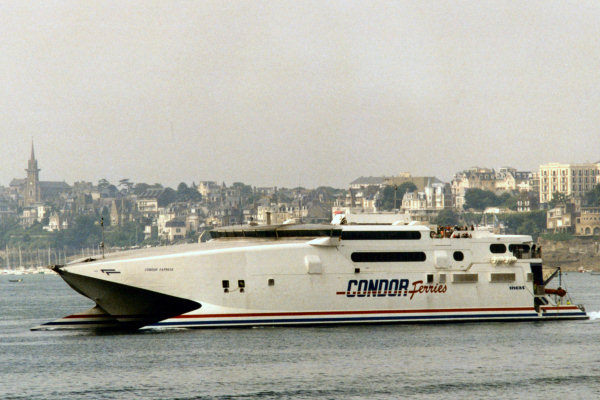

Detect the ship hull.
[{"left": 33, "top": 225, "right": 588, "bottom": 330}]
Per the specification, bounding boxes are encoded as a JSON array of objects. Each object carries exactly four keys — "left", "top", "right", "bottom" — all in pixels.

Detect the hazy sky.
[{"left": 2, "top": 1, "right": 599, "bottom": 189}]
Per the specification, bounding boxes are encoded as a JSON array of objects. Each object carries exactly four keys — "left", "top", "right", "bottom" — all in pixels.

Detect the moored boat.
[{"left": 33, "top": 220, "right": 587, "bottom": 330}]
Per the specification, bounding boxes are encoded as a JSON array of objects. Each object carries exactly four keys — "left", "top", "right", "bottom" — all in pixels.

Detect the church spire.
[
  {"left": 27, "top": 139, "right": 40, "bottom": 174},
  {"left": 24, "top": 139, "right": 41, "bottom": 206}
]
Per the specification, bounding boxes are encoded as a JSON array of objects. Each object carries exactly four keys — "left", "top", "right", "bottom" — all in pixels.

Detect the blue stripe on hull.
[
  {"left": 38, "top": 311, "right": 588, "bottom": 329},
  {"left": 149, "top": 312, "right": 548, "bottom": 327}
]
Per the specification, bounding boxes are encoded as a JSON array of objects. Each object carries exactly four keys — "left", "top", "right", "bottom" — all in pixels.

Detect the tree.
[
  {"left": 548, "top": 192, "right": 568, "bottom": 209},
  {"left": 434, "top": 209, "right": 459, "bottom": 226},
  {"left": 119, "top": 178, "right": 134, "bottom": 194},
  {"left": 176, "top": 182, "right": 202, "bottom": 202},
  {"left": 380, "top": 182, "right": 417, "bottom": 210},
  {"left": 97, "top": 178, "right": 110, "bottom": 193},
  {"left": 159, "top": 187, "right": 178, "bottom": 206},
  {"left": 516, "top": 219, "right": 541, "bottom": 238},
  {"left": 502, "top": 195, "right": 518, "bottom": 211},
  {"left": 64, "top": 215, "right": 102, "bottom": 249},
  {"left": 464, "top": 189, "right": 500, "bottom": 211},
  {"left": 105, "top": 221, "right": 144, "bottom": 247},
  {"left": 501, "top": 211, "right": 546, "bottom": 240},
  {"left": 133, "top": 183, "right": 151, "bottom": 195},
  {"left": 585, "top": 184, "right": 600, "bottom": 206}
]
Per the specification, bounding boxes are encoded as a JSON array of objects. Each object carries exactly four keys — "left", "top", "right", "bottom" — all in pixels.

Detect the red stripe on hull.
[
  {"left": 171, "top": 307, "right": 536, "bottom": 319},
  {"left": 541, "top": 306, "right": 580, "bottom": 311}
]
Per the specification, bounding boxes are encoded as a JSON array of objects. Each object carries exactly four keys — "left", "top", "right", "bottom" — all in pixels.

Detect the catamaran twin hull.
[{"left": 33, "top": 224, "right": 588, "bottom": 330}]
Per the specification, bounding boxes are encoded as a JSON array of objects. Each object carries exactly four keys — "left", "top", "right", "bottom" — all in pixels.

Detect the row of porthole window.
[
  {"left": 222, "top": 279, "right": 276, "bottom": 292},
  {"left": 222, "top": 279, "right": 245, "bottom": 293}
]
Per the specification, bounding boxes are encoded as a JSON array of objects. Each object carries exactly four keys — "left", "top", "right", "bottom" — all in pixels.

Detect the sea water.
[{"left": 1, "top": 273, "right": 600, "bottom": 399}]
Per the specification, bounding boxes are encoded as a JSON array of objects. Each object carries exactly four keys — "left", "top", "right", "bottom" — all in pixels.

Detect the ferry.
[{"left": 33, "top": 218, "right": 588, "bottom": 330}]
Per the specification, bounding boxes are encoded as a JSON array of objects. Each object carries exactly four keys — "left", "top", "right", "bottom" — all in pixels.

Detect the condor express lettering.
[{"left": 344, "top": 279, "right": 447, "bottom": 300}]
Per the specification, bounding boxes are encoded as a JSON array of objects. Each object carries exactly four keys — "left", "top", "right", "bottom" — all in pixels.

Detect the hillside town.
[{"left": 1, "top": 143, "right": 600, "bottom": 270}]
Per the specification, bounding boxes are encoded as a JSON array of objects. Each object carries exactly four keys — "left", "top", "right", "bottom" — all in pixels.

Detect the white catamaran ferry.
[{"left": 34, "top": 219, "right": 587, "bottom": 330}]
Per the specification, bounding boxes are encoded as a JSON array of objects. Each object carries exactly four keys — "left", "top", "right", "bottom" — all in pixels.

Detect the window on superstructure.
[
  {"left": 453, "top": 251, "right": 464, "bottom": 261},
  {"left": 490, "top": 244, "right": 507, "bottom": 254},
  {"left": 508, "top": 244, "right": 530, "bottom": 259},
  {"left": 350, "top": 252, "right": 426, "bottom": 262},
  {"left": 341, "top": 231, "right": 421, "bottom": 240}
]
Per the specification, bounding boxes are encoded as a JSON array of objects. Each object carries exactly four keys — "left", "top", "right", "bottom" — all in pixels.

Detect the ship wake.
[{"left": 587, "top": 311, "right": 600, "bottom": 320}]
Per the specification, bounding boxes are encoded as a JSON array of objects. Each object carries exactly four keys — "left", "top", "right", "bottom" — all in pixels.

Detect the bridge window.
[{"left": 509, "top": 244, "right": 531, "bottom": 259}]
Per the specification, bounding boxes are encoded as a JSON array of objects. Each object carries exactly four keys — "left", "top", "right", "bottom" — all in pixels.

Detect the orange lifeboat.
[{"left": 544, "top": 288, "right": 566, "bottom": 297}]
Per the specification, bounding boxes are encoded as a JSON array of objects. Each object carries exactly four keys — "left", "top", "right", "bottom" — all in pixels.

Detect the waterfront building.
[
  {"left": 135, "top": 189, "right": 165, "bottom": 218},
  {"left": 186, "top": 212, "right": 201, "bottom": 233},
  {"left": 451, "top": 167, "right": 497, "bottom": 210},
  {"left": 197, "top": 181, "right": 218, "bottom": 198},
  {"left": 344, "top": 187, "right": 380, "bottom": 212},
  {"left": 384, "top": 173, "right": 445, "bottom": 192},
  {"left": 110, "top": 198, "right": 134, "bottom": 227},
  {"left": 546, "top": 203, "right": 577, "bottom": 233},
  {"left": 495, "top": 167, "right": 533, "bottom": 192},
  {"left": 576, "top": 207, "right": 600, "bottom": 236},
  {"left": 401, "top": 181, "right": 452, "bottom": 222},
  {"left": 516, "top": 198, "right": 532, "bottom": 212},
  {"left": 452, "top": 167, "right": 534, "bottom": 210},
  {"left": 20, "top": 207, "right": 38, "bottom": 228},
  {"left": 349, "top": 176, "right": 388, "bottom": 190},
  {"left": 539, "top": 162, "right": 600, "bottom": 204},
  {"left": 163, "top": 219, "right": 186, "bottom": 242},
  {"left": 44, "top": 213, "right": 62, "bottom": 232},
  {"left": 256, "top": 204, "right": 307, "bottom": 225}
]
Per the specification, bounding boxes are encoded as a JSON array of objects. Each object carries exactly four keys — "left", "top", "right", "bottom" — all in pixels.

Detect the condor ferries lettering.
[{"left": 340, "top": 279, "right": 447, "bottom": 300}]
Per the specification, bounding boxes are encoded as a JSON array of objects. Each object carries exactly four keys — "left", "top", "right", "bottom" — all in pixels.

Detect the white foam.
[{"left": 587, "top": 311, "right": 600, "bottom": 320}]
